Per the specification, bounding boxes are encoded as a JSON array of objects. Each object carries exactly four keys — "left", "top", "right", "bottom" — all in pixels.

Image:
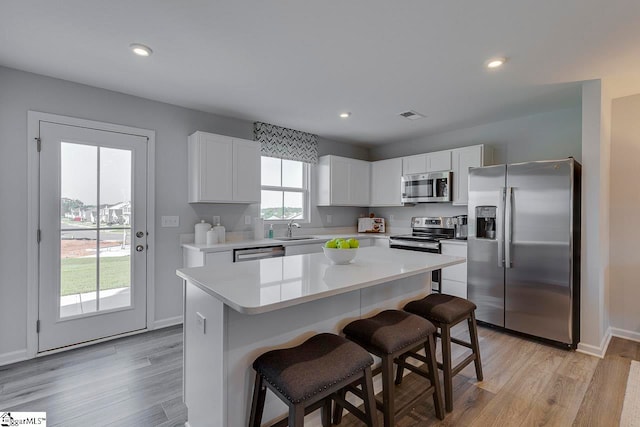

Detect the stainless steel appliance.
[
  {"left": 233, "top": 245, "right": 286, "bottom": 262},
  {"left": 454, "top": 215, "right": 468, "bottom": 240},
  {"left": 389, "top": 217, "right": 455, "bottom": 292},
  {"left": 467, "top": 158, "right": 581, "bottom": 348},
  {"left": 401, "top": 171, "right": 452, "bottom": 203}
]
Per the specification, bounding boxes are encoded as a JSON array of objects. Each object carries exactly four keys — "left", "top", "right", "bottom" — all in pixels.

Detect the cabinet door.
[
  {"left": 232, "top": 138, "right": 261, "bottom": 202},
  {"left": 370, "top": 158, "right": 402, "bottom": 206},
  {"left": 452, "top": 145, "right": 483, "bottom": 205},
  {"left": 205, "top": 251, "right": 233, "bottom": 265},
  {"left": 402, "top": 154, "right": 428, "bottom": 175},
  {"left": 286, "top": 244, "right": 323, "bottom": 256},
  {"left": 426, "top": 151, "right": 452, "bottom": 172},
  {"left": 195, "top": 133, "right": 233, "bottom": 202},
  {"left": 349, "top": 159, "right": 371, "bottom": 206},
  {"left": 329, "top": 156, "right": 351, "bottom": 205}
]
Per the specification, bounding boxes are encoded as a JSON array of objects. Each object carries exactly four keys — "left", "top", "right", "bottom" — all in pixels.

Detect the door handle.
[
  {"left": 498, "top": 188, "right": 505, "bottom": 268},
  {"left": 136, "top": 245, "right": 145, "bottom": 252},
  {"left": 136, "top": 231, "right": 144, "bottom": 238},
  {"left": 505, "top": 186, "right": 513, "bottom": 268}
]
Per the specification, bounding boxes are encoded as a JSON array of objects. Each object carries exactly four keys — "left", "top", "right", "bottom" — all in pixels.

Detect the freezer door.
[
  {"left": 505, "top": 159, "right": 574, "bottom": 344},
  {"left": 467, "top": 165, "right": 506, "bottom": 327}
]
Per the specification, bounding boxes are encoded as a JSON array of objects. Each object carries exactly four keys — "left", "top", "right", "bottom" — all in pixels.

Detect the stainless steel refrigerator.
[{"left": 467, "top": 158, "right": 581, "bottom": 348}]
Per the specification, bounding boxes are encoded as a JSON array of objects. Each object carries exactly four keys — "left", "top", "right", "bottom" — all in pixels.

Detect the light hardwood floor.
[
  {"left": 0, "top": 325, "right": 186, "bottom": 427},
  {"left": 1, "top": 324, "right": 637, "bottom": 426}
]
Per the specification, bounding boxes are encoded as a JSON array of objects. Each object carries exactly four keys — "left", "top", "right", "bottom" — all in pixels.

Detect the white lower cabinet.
[
  {"left": 285, "top": 243, "right": 323, "bottom": 256},
  {"left": 440, "top": 241, "right": 467, "bottom": 299},
  {"left": 183, "top": 248, "right": 233, "bottom": 268}
]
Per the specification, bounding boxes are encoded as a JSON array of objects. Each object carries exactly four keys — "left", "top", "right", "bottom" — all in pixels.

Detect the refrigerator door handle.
[
  {"left": 498, "top": 187, "right": 505, "bottom": 268},
  {"left": 505, "top": 186, "right": 513, "bottom": 268}
]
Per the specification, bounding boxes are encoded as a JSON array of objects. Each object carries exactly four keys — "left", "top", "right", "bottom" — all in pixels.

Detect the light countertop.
[
  {"left": 176, "top": 246, "right": 465, "bottom": 315},
  {"left": 182, "top": 233, "right": 390, "bottom": 253}
]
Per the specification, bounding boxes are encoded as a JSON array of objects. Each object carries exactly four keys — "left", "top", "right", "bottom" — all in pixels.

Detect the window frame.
[{"left": 260, "top": 156, "right": 311, "bottom": 224}]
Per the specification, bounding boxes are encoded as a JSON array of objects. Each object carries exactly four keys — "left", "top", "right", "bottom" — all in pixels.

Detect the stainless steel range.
[{"left": 389, "top": 217, "right": 455, "bottom": 292}]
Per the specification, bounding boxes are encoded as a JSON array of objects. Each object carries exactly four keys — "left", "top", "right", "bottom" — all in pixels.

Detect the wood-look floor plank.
[{"left": 572, "top": 352, "right": 630, "bottom": 426}]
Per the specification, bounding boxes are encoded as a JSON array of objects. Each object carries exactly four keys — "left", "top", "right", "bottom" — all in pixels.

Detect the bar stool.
[
  {"left": 248, "top": 333, "right": 378, "bottom": 427},
  {"left": 335, "top": 310, "right": 444, "bottom": 427},
  {"left": 399, "top": 294, "right": 483, "bottom": 412}
]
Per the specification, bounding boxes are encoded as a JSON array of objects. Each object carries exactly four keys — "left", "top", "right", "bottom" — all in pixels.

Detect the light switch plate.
[
  {"left": 212, "top": 216, "right": 220, "bottom": 225},
  {"left": 390, "top": 214, "right": 395, "bottom": 221},
  {"left": 326, "top": 215, "right": 332, "bottom": 224},
  {"left": 245, "top": 215, "right": 251, "bottom": 225},
  {"left": 161, "top": 216, "right": 179, "bottom": 227},
  {"left": 196, "top": 312, "right": 206, "bottom": 334}
]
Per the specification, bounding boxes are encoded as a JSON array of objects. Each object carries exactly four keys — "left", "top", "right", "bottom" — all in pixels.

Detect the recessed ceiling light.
[
  {"left": 130, "top": 43, "right": 153, "bottom": 57},
  {"left": 486, "top": 57, "right": 506, "bottom": 69},
  {"left": 339, "top": 112, "right": 351, "bottom": 118}
]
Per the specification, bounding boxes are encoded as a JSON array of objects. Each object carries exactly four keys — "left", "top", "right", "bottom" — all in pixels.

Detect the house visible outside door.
[{"left": 36, "top": 120, "right": 150, "bottom": 352}]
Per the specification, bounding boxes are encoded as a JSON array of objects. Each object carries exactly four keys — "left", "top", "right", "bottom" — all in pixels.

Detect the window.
[{"left": 261, "top": 157, "right": 309, "bottom": 221}]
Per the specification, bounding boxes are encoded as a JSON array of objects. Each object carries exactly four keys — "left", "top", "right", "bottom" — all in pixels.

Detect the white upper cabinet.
[
  {"left": 232, "top": 138, "right": 261, "bottom": 202},
  {"left": 317, "top": 155, "right": 371, "bottom": 206},
  {"left": 370, "top": 158, "right": 403, "bottom": 206},
  {"left": 188, "top": 131, "right": 260, "bottom": 203},
  {"left": 451, "top": 144, "right": 492, "bottom": 205},
  {"left": 402, "top": 150, "right": 452, "bottom": 175}
]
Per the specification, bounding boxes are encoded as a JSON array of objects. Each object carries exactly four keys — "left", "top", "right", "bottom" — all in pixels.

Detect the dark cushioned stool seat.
[
  {"left": 253, "top": 333, "right": 373, "bottom": 404},
  {"left": 338, "top": 310, "right": 443, "bottom": 426},
  {"left": 343, "top": 309, "right": 435, "bottom": 354},
  {"left": 400, "top": 293, "right": 483, "bottom": 413},
  {"left": 249, "top": 333, "right": 379, "bottom": 426},
  {"left": 404, "top": 293, "right": 476, "bottom": 324}
]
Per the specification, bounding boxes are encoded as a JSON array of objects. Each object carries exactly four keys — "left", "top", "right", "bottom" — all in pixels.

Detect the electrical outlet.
[
  {"left": 212, "top": 216, "right": 220, "bottom": 225},
  {"left": 196, "top": 312, "right": 206, "bottom": 334},
  {"left": 161, "top": 216, "right": 179, "bottom": 227},
  {"left": 390, "top": 214, "right": 395, "bottom": 221},
  {"left": 326, "top": 214, "right": 332, "bottom": 224},
  {"left": 245, "top": 215, "right": 252, "bottom": 225}
]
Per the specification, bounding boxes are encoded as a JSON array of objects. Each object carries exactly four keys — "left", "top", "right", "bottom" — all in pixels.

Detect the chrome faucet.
[{"left": 287, "top": 219, "right": 301, "bottom": 238}]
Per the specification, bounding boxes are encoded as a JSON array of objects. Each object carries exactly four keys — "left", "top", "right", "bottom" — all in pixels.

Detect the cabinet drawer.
[
  {"left": 441, "top": 279, "right": 467, "bottom": 299},
  {"left": 205, "top": 251, "right": 233, "bottom": 265}
]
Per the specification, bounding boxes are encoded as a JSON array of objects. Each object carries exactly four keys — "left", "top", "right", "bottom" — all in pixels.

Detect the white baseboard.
[
  {"left": 152, "top": 315, "right": 183, "bottom": 330},
  {"left": 0, "top": 349, "right": 28, "bottom": 367},
  {"left": 577, "top": 327, "right": 613, "bottom": 358},
  {"left": 610, "top": 327, "right": 640, "bottom": 343}
]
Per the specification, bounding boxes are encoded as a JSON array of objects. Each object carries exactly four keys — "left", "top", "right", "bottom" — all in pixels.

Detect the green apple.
[
  {"left": 338, "top": 240, "right": 351, "bottom": 249},
  {"left": 347, "top": 238, "right": 359, "bottom": 248},
  {"left": 325, "top": 239, "right": 338, "bottom": 249}
]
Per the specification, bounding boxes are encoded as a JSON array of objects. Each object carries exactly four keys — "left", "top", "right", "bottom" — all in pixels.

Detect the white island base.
[{"left": 178, "top": 247, "right": 464, "bottom": 427}]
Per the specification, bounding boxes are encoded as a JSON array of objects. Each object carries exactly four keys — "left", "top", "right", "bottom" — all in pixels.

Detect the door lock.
[
  {"left": 136, "top": 231, "right": 144, "bottom": 238},
  {"left": 136, "top": 245, "right": 144, "bottom": 252}
]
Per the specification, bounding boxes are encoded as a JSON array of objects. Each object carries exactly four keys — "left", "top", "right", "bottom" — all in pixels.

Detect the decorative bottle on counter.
[
  {"left": 213, "top": 222, "right": 226, "bottom": 244},
  {"left": 268, "top": 224, "right": 274, "bottom": 239},
  {"left": 194, "top": 220, "right": 212, "bottom": 245},
  {"left": 206, "top": 229, "right": 218, "bottom": 245}
]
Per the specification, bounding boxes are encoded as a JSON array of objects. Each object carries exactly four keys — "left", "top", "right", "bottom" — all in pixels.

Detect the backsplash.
[{"left": 370, "top": 204, "right": 468, "bottom": 229}]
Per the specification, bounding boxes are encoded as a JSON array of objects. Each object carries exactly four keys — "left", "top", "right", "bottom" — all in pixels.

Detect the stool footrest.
[
  {"left": 333, "top": 392, "right": 370, "bottom": 425},
  {"left": 451, "top": 353, "right": 477, "bottom": 377},
  {"left": 450, "top": 336, "right": 473, "bottom": 349}
]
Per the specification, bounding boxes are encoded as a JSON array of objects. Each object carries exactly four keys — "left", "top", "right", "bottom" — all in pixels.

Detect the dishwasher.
[{"left": 233, "top": 245, "right": 286, "bottom": 262}]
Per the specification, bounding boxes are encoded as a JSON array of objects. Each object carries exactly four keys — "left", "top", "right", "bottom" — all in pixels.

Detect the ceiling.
[{"left": 1, "top": 1, "right": 640, "bottom": 146}]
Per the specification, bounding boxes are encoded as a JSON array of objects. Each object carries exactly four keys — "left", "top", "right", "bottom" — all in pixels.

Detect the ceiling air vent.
[{"left": 398, "top": 110, "right": 426, "bottom": 120}]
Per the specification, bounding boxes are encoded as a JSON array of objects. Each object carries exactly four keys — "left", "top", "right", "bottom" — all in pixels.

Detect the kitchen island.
[{"left": 176, "top": 246, "right": 464, "bottom": 427}]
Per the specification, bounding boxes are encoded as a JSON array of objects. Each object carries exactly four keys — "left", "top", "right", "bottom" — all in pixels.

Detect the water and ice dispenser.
[{"left": 476, "top": 206, "right": 496, "bottom": 239}]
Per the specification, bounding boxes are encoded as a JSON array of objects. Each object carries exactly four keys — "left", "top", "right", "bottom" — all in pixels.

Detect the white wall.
[
  {"left": 578, "top": 80, "right": 612, "bottom": 355},
  {"left": 368, "top": 107, "right": 583, "bottom": 230},
  {"left": 609, "top": 93, "right": 640, "bottom": 339},
  {"left": 0, "top": 66, "right": 368, "bottom": 360}
]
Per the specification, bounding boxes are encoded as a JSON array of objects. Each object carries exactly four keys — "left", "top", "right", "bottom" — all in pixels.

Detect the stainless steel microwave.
[{"left": 401, "top": 171, "right": 452, "bottom": 203}]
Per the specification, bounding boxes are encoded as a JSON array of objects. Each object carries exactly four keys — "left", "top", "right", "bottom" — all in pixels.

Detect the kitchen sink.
[{"left": 274, "top": 236, "right": 316, "bottom": 241}]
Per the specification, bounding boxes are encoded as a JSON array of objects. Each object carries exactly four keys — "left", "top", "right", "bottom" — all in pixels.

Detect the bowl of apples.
[{"left": 322, "top": 238, "right": 359, "bottom": 265}]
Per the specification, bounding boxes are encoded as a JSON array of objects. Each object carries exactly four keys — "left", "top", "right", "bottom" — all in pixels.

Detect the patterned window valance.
[{"left": 254, "top": 121, "right": 318, "bottom": 164}]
